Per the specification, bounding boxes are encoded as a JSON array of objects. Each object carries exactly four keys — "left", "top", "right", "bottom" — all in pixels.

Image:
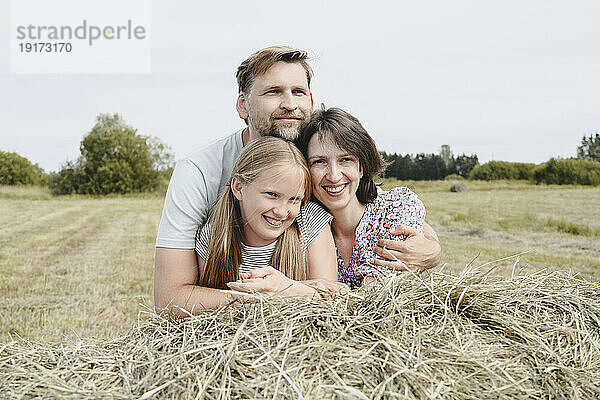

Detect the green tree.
[
  {"left": 381, "top": 147, "right": 479, "bottom": 181},
  {"left": 49, "top": 113, "right": 173, "bottom": 195},
  {"left": 147, "top": 136, "right": 175, "bottom": 179},
  {"left": 469, "top": 161, "right": 535, "bottom": 181},
  {"left": 577, "top": 133, "right": 600, "bottom": 162},
  {"left": 454, "top": 154, "right": 479, "bottom": 178},
  {"left": 533, "top": 157, "right": 600, "bottom": 186},
  {"left": 413, "top": 153, "right": 447, "bottom": 180},
  {"left": 47, "top": 159, "right": 87, "bottom": 195},
  {"left": 0, "top": 150, "right": 46, "bottom": 185},
  {"left": 80, "top": 114, "right": 157, "bottom": 194},
  {"left": 380, "top": 152, "right": 413, "bottom": 180}
]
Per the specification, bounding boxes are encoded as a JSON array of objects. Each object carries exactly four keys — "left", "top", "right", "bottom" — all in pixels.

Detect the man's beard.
[
  {"left": 250, "top": 111, "right": 310, "bottom": 141},
  {"left": 266, "top": 118, "right": 309, "bottom": 140}
]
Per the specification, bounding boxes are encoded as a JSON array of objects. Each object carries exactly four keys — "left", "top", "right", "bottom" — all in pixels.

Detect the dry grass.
[
  {"left": 1, "top": 184, "right": 600, "bottom": 398},
  {"left": 1, "top": 182, "right": 600, "bottom": 344},
  {"left": 1, "top": 266, "right": 599, "bottom": 399},
  {"left": 380, "top": 179, "right": 600, "bottom": 279},
  {"left": 0, "top": 185, "right": 53, "bottom": 200},
  {"left": 0, "top": 187, "right": 161, "bottom": 341}
]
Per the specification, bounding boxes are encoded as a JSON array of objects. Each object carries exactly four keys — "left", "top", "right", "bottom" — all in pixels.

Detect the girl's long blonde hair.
[{"left": 200, "top": 137, "right": 311, "bottom": 289}]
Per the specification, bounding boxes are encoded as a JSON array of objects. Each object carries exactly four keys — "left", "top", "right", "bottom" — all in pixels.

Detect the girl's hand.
[
  {"left": 227, "top": 267, "right": 298, "bottom": 296},
  {"left": 223, "top": 289, "right": 261, "bottom": 304},
  {"left": 302, "top": 279, "right": 350, "bottom": 296}
]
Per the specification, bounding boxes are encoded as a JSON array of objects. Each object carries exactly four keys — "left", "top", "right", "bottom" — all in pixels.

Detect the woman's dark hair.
[{"left": 296, "top": 106, "right": 387, "bottom": 204}]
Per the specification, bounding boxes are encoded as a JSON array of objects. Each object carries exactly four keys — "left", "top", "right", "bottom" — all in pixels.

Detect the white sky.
[{"left": 1, "top": 0, "right": 599, "bottom": 172}]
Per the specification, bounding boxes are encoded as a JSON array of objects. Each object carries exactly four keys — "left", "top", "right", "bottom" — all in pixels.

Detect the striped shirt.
[{"left": 195, "top": 201, "right": 332, "bottom": 274}]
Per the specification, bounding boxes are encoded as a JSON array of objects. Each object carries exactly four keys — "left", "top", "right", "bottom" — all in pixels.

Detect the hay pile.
[{"left": 2, "top": 267, "right": 600, "bottom": 399}]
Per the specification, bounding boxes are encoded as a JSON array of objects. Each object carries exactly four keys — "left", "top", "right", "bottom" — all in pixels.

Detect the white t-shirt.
[
  {"left": 156, "top": 130, "right": 244, "bottom": 249},
  {"left": 195, "top": 201, "right": 333, "bottom": 274}
]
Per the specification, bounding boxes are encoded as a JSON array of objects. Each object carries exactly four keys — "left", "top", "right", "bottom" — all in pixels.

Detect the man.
[{"left": 154, "top": 46, "right": 441, "bottom": 314}]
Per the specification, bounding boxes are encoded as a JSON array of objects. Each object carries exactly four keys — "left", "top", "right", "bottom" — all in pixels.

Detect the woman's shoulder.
[
  {"left": 359, "top": 186, "right": 425, "bottom": 234},
  {"left": 368, "top": 186, "right": 425, "bottom": 222},
  {"left": 375, "top": 186, "right": 421, "bottom": 206}
]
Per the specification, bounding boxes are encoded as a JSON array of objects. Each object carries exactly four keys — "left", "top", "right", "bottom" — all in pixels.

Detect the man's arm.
[
  {"left": 154, "top": 248, "right": 232, "bottom": 317},
  {"left": 154, "top": 158, "right": 225, "bottom": 316},
  {"left": 372, "top": 222, "right": 442, "bottom": 272}
]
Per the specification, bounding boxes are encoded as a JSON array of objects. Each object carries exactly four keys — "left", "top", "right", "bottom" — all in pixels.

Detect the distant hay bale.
[
  {"left": 450, "top": 181, "right": 467, "bottom": 192},
  {"left": 1, "top": 269, "right": 600, "bottom": 399}
]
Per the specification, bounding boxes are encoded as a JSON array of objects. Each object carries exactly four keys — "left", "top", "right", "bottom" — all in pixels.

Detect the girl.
[
  {"left": 297, "top": 107, "right": 427, "bottom": 289},
  {"left": 191, "top": 136, "right": 339, "bottom": 311}
]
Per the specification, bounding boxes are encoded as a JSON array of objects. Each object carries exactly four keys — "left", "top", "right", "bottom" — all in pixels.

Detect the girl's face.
[
  {"left": 232, "top": 164, "right": 305, "bottom": 247},
  {"left": 306, "top": 132, "right": 363, "bottom": 213}
]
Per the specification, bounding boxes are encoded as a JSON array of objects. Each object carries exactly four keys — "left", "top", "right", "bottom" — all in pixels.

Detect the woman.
[{"left": 297, "top": 107, "right": 426, "bottom": 289}]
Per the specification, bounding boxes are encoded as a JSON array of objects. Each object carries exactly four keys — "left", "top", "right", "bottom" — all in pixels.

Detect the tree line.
[
  {"left": 380, "top": 145, "right": 479, "bottom": 180},
  {"left": 466, "top": 134, "right": 600, "bottom": 185},
  {"left": 1, "top": 117, "right": 599, "bottom": 193},
  {"left": 380, "top": 134, "right": 600, "bottom": 186}
]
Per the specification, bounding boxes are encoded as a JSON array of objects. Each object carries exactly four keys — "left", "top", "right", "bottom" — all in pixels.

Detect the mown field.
[{"left": 1, "top": 181, "right": 599, "bottom": 343}]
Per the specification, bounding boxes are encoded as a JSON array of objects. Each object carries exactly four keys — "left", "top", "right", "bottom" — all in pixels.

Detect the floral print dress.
[{"left": 336, "top": 187, "right": 426, "bottom": 289}]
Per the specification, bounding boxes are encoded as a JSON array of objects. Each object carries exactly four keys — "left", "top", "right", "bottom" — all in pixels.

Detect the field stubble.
[
  {"left": 382, "top": 179, "right": 600, "bottom": 279},
  {"left": 0, "top": 186, "right": 160, "bottom": 341}
]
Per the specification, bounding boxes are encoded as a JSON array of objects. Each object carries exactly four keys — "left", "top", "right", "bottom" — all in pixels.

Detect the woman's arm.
[
  {"left": 154, "top": 247, "right": 233, "bottom": 317},
  {"left": 369, "top": 187, "right": 442, "bottom": 272}
]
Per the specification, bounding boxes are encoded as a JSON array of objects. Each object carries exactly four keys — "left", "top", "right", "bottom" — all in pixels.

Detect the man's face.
[{"left": 237, "top": 61, "right": 314, "bottom": 141}]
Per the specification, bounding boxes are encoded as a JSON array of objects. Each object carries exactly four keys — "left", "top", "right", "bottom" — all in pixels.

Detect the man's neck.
[
  {"left": 242, "top": 127, "right": 250, "bottom": 146},
  {"left": 242, "top": 126, "right": 260, "bottom": 146}
]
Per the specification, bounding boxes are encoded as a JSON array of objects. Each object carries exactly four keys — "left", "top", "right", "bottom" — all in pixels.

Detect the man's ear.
[
  {"left": 236, "top": 92, "right": 249, "bottom": 120},
  {"left": 309, "top": 92, "right": 314, "bottom": 110},
  {"left": 230, "top": 177, "right": 244, "bottom": 201}
]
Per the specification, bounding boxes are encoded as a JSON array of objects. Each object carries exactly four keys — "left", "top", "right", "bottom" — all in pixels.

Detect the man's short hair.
[{"left": 236, "top": 46, "right": 313, "bottom": 94}]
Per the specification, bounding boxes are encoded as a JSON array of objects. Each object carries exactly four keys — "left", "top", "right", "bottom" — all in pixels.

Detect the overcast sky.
[{"left": 1, "top": 0, "right": 599, "bottom": 172}]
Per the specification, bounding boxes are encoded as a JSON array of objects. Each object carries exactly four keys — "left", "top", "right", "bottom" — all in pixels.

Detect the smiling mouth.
[
  {"left": 263, "top": 215, "right": 285, "bottom": 228},
  {"left": 322, "top": 184, "right": 347, "bottom": 196}
]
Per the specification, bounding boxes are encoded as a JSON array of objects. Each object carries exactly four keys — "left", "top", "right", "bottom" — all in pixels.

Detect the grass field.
[{"left": 1, "top": 181, "right": 599, "bottom": 342}]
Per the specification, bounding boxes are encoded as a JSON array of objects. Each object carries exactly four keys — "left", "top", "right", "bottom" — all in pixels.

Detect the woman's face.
[
  {"left": 306, "top": 132, "right": 362, "bottom": 213},
  {"left": 232, "top": 164, "right": 305, "bottom": 247}
]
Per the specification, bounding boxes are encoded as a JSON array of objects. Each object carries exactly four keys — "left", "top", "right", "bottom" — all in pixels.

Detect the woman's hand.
[
  {"left": 372, "top": 223, "right": 441, "bottom": 273},
  {"left": 227, "top": 267, "right": 300, "bottom": 296}
]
